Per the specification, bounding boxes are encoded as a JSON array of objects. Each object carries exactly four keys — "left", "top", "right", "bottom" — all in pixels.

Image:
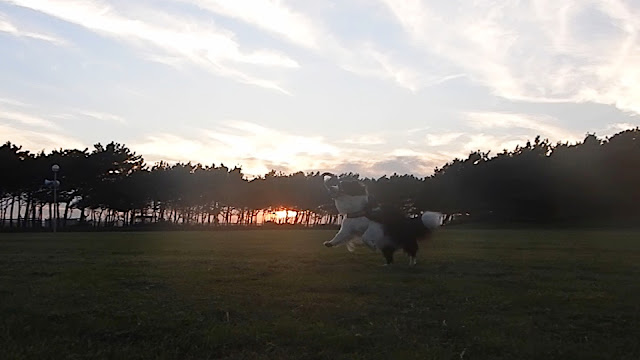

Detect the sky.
[{"left": 1, "top": 0, "right": 639, "bottom": 178}]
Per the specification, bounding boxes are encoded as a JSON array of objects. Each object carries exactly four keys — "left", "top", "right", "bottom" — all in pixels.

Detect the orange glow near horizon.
[
  {"left": 264, "top": 209, "right": 298, "bottom": 223},
  {"left": 274, "top": 210, "right": 297, "bottom": 219}
]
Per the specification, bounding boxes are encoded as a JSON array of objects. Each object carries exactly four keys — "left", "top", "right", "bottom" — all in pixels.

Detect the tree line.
[{"left": 1, "top": 128, "right": 639, "bottom": 230}]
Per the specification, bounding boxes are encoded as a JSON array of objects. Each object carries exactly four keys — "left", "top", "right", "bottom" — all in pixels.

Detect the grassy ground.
[{"left": 1, "top": 229, "right": 639, "bottom": 359}]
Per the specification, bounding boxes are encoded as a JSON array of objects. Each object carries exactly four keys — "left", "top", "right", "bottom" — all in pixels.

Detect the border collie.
[{"left": 321, "top": 173, "right": 442, "bottom": 266}]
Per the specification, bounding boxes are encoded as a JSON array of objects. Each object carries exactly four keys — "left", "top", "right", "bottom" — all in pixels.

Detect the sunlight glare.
[{"left": 274, "top": 210, "right": 297, "bottom": 220}]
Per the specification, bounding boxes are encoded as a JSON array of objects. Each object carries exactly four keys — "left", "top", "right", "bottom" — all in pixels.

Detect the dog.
[{"left": 321, "top": 173, "right": 442, "bottom": 266}]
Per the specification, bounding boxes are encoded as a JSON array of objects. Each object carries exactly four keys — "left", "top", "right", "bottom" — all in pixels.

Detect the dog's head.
[{"left": 322, "top": 173, "right": 369, "bottom": 215}]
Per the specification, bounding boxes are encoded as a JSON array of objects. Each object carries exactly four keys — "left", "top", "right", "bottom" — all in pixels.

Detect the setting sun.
[
  {"left": 275, "top": 210, "right": 297, "bottom": 220},
  {"left": 262, "top": 209, "right": 298, "bottom": 224}
]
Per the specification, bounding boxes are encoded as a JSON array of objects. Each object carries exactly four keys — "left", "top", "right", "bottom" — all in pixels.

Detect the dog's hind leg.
[
  {"left": 404, "top": 241, "right": 418, "bottom": 267},
  {"left": 381, "top": 247, "right": 395, "bottom": 266},
  {"left": 361, "top": 224, "right": 381, "bottom": 251}
]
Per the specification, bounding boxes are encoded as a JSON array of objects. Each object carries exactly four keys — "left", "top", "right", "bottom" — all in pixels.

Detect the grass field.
[{"left": 1, "top": 229, "right": 640, "bottom": 359}]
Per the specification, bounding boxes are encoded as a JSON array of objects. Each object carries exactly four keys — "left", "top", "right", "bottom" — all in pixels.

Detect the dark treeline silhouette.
[
  {"left": 417, "top": 130, "right": 640, "bottom": 226},
  {"left": 0, "top": 142, "right": 338, "bottom": 230},
  {"left": 1, "top": 128, "right": 639, "bottom": 230}
]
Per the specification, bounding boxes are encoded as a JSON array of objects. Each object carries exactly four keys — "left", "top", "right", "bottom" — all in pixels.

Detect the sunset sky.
[{"left": 1, "top": 0, "right": 638, "bottom": 177}]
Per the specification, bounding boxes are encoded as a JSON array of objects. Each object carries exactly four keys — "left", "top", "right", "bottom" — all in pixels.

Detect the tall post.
[{"left": 52, "top": 164, "right": 60, "bottom": 233}]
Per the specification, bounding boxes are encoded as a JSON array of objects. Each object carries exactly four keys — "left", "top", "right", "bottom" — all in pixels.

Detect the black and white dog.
[{"left": 321, "top": 173, "right": 442, "bottom": 266}]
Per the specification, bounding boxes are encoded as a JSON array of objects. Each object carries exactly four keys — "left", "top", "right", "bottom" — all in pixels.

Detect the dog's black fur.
[
  {"left": 366, "top": 204, "right": 433, "bottom": 264},
  {"left": 322, "top": 173, "right": 435, "bottom": 264}
]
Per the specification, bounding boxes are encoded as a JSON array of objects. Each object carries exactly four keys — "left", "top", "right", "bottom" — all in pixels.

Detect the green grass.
[{"left": 1, "top": 229, "right": 640, "bottom": 359}]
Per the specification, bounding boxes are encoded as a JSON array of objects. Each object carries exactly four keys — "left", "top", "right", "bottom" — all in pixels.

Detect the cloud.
[
  {"left": 378, "top": 0, "right": 640, "bottom": 114},
  {"left": 129, "top": 134, "right": 207, "bottom": 164},
  {"left": 342, "top": 45, "right": 425, "bottom": 92},
  {"left": 369, "top": 155, "right": 443, "bottom": 176},
  {"left": 4, "top": 0, "right": 638, "bottom": 179},
  {"left": 415, "top": 132, "right": 536, "bottom": 162},
  {"left": 4, "top": 0, "right": 297, "bottom": 93},
  {"left": 595, "top": 121, "right": 639, "bottom": 137},
  {"left": 3, "top": 0, "right": 460, "bottom": 92},
  {"left": 132, "top": 121, "right": 340, "bottom": 176},
  {"left": 327, "top": 150, "right": 452, "bottom": 178},
  {"left": 0, "top": 97, "right": 30, "bottom": 107},
  {"left": 180, "top": 0, "right": 445, "bottom": 91},
  {"left": 131, "top": 121, "right": 454, "bottom": 178},
  {"left": 340, "top": 134, "right": 386, "bottom": 146},
  {"left": 0, "top": 12, "right": 68, "bottom": 45},
  {"left": 460, "top": 134, "right": 531, "bottom": 154},
  {"left": 608, "top": 122, "right": 638, "bottom": 132},
  {"left": 0, "top": 101, "right": 95, "bottom": 156},
  {"left": 0, "top": 107, "right": 59, "bottom": 129},
  {"left": 72, "top": 110, "right": 127, "bottom": 125},
  {"left": 132, "top": 115, "right": 592, "bottom": 178},
  {"left": 207, "top": 120, "right": 339, "bottom": 154},
  {"left": 0, "top": 97, "right": 128, "bottom": 129},
  {"left": 425, "top": 132, "right": 464, "bottom": 146},
  {"left": 465, "top": 112, "right": 580, "bottom": 142},
  {"left": 179, "top": 0, "right": 325, "bottom": 50},
  {"left": 0, "top": 123, "right": 84, "bottom": 151},
  {"left": 419, "top": 115, "right": 584, "bottom": 160}
]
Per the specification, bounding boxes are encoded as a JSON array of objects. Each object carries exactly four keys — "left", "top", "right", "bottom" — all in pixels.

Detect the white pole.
[
  {"left": 53, "top": 171, "right": 57, "bottom": 233},
  {"left": 52, "top": 164, "right": 60, "bottom": 233}
]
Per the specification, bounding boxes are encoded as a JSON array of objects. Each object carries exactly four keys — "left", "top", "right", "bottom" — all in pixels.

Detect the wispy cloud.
[
  {"left": 460, "top": 134, "right": 531, "bottom": 155},
  {"left": 0, "top": 12, "right": 67, "bottom": 45},
  {"left": 340, "top": 134, "right": 386, "bottom": 146},
  {"left": 378, "top": 0, "right": 640, "bottom": 113},
  {"left": 596, "top": 122, "right": 639, "bottom": 137},
  {"left": 465, "top": 112, "right": 579, "bottom": 142},
  {"left": 0, "top": 97, "right": 30, "bottom": 107},
  {"left": 129, "top": 134, "right": 206, "bottom": 164},
  {"left": 0, "top": 96, "right": 127, "bottom": 128},
  {"left": 132, "top": 121, "right": 452, "bottom": 177},
  {"left": 4, "top": 0, "right": 298, "bottom": 93},
  {"left": 327, "top": 148, "right": 452, "bottom": 178},
  {"left": 2, "top": 0, "right": 638, "bottom": 179},
  {"left": 0, "top": 123, "right": 84, "bottom": 150},
  {"left": 0, "top": 107, "right": 59, "bottom": 129},
  {"left": 182, "top": 0, "right": 446, "bottom": 91},
  {"left": 133, "top": 121, "right": 340, "bottom": 175},
  {"left": 0, "top": 101, "right": 88, "bottom": 155},
  {"left": 425, "top": 132, "right": 464, "bottom": 147},
  {"left": 2, "top": 0, "right": 460, "bottom": 93},
  {"left": 73, "top": 110, "right": 127, "bottom": 125},
  {"left": 179, "top": 0, "right": 325, "bottom": 50},
  {"left": 608, "top": 122, "right": 638, "bottom": 132},
  {"left": 206, "top": 121, "right": 340, "bottom": 174},
  {"left": 133, "top": 117, "right": 537, "bottom": 177},
  {"left": 329, "top": 43, "right": 419, "bottom": 92}
]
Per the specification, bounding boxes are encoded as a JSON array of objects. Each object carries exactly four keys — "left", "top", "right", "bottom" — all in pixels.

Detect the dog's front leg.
[{"left": 323, "top": 228, "right": 353, "bottom": 248}]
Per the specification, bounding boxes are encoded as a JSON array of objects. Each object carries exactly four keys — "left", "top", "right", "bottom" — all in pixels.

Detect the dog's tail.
[{"left": 421, "top": 211, "right": 443, "bottom": 230}]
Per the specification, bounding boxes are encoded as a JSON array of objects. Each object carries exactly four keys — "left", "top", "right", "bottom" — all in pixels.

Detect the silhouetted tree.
[{"left": 2, "top": 128, "right": 639, "bottom": 230}]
